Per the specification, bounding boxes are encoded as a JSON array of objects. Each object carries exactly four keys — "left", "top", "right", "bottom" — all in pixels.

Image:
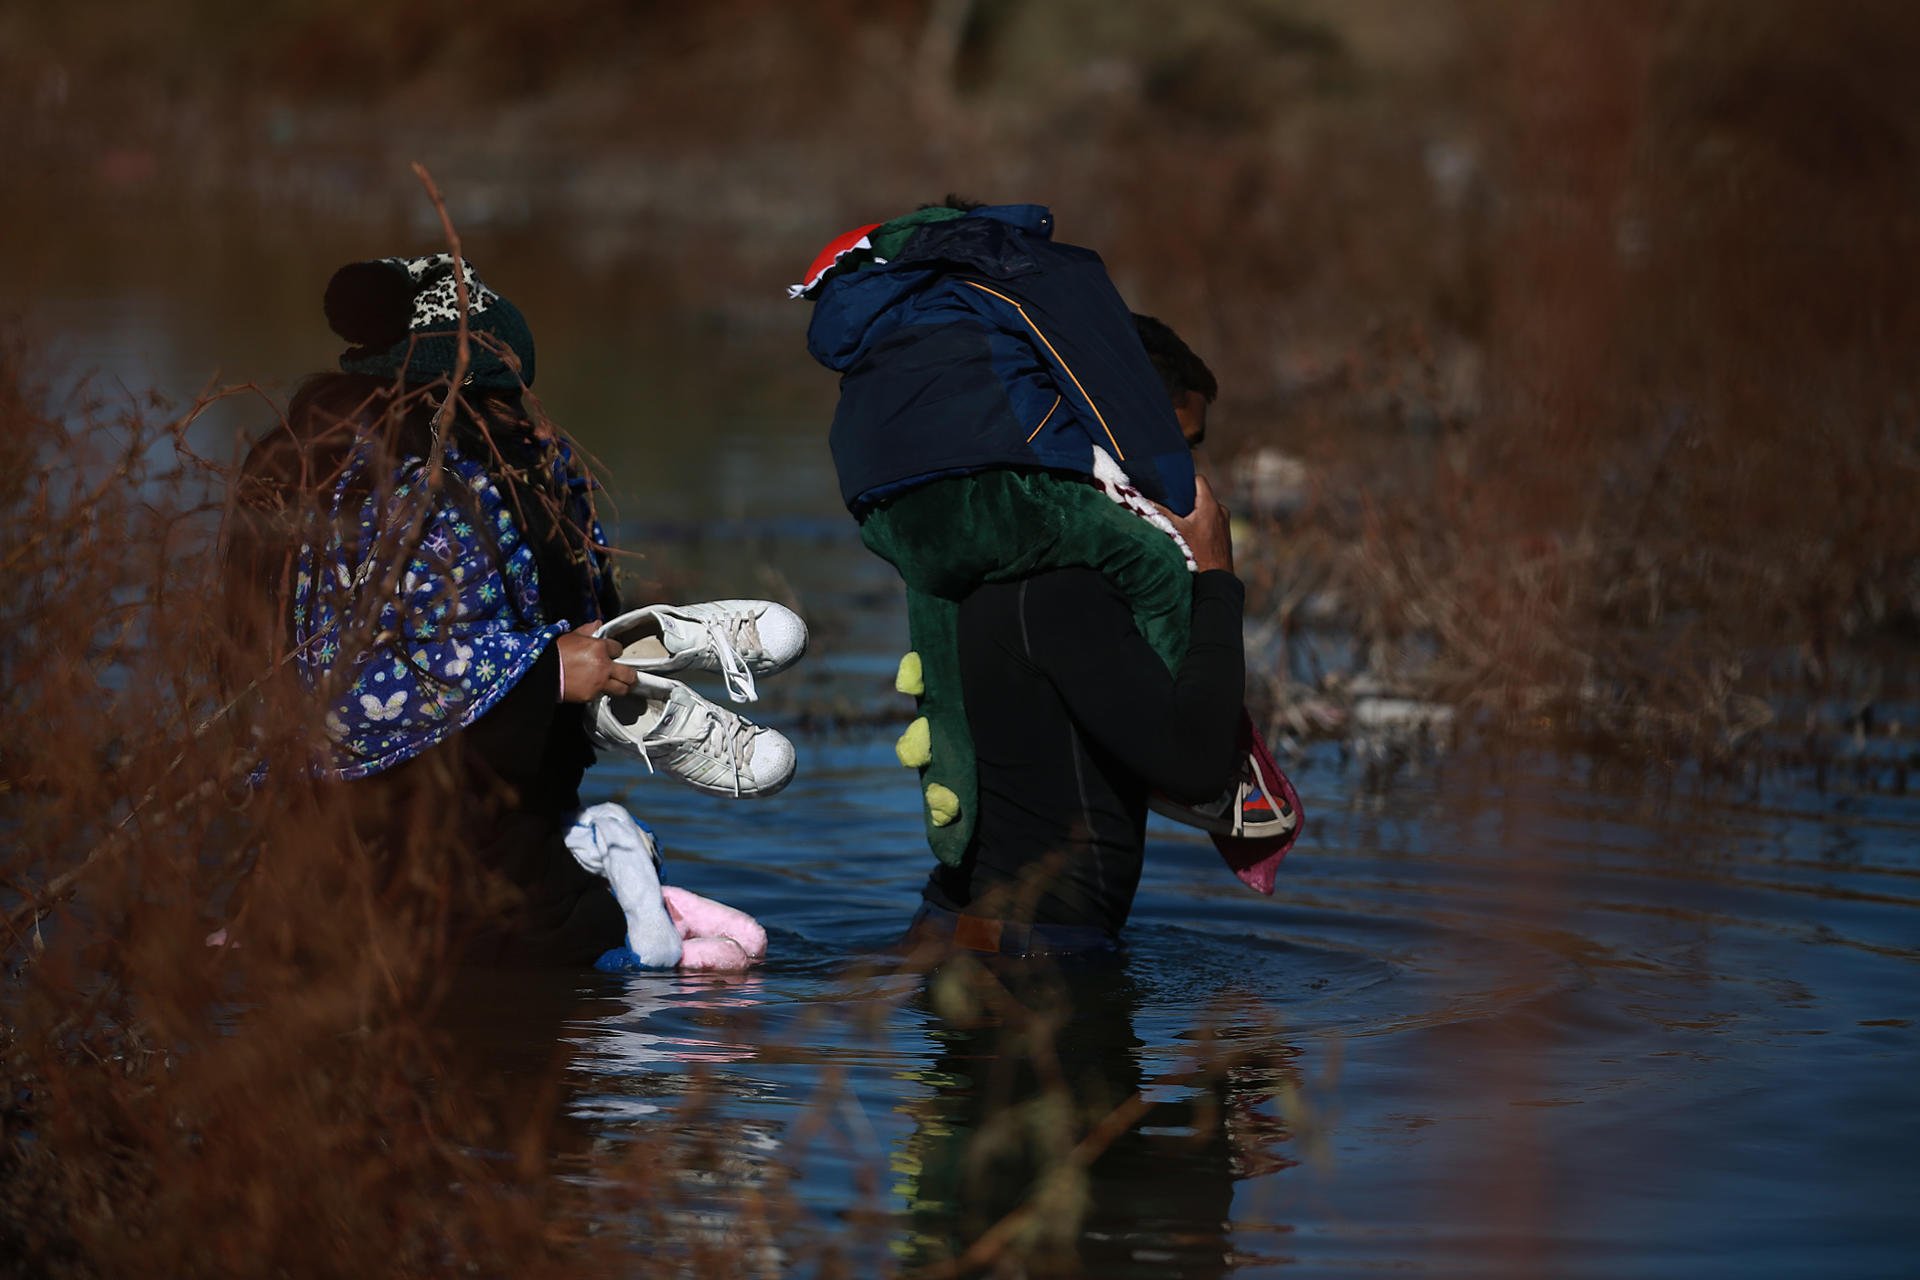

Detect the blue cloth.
[
  {"left": 805, "top": 204, "right": 1196, "bottom": 517},
  {"left": 291, "top": 436, "right": 612, "bottom": 779},
  {"left": 592, "top": 944, "right": 657, "bottom": 973}
]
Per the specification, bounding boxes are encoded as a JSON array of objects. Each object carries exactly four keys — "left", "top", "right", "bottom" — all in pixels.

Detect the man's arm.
[
  {"left": 1023, "top": 473, "right": 1244, "bottom": 800},
  {"left": 1016, "top": 565, "right": 1246, "bottom": 804}
]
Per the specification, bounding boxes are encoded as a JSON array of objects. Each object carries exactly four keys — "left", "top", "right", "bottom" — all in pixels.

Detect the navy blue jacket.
[{"left": 806, "top": 205, "right": 1197, "bottom": 517}]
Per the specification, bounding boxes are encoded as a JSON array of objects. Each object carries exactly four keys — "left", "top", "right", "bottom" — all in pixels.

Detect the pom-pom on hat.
[{"left": 326, "top": 254, "right": 536, "bottom": 391}]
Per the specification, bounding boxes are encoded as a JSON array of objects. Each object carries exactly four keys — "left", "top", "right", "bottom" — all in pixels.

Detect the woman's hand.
[
  {"left": 556, "top": 631, "right": 638, "bottom": 702},
  {"left": 1158, "top": 474, "right": 1235, "bottom": 575}
]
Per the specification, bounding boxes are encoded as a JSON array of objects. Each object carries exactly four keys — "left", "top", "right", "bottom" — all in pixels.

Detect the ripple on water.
[{"left": 542, "top": 698, "right": 1920, "bottom": 1274}]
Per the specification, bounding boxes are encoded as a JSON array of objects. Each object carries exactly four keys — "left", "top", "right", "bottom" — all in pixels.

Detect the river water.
[{"left": 10, "top": 221, "right": 1918, "bottom": 1278}]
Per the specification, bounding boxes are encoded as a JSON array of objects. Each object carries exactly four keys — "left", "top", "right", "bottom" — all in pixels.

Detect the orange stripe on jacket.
[
  {"left": 1025, "top": 394, "right": 1063, "bottom": 443},
  {"left": 964, "top": 281, "right": 1126, "bottom": 461}
]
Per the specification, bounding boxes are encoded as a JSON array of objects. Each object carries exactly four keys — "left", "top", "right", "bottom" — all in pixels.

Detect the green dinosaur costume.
[{"left": 860, "top": 470, "right": 1193, "bottom": 865}]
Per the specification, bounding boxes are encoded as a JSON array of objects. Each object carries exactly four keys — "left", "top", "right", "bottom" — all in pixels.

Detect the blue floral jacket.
[{"left": 291, "top": 436, "right": 612, "bottom": 779}]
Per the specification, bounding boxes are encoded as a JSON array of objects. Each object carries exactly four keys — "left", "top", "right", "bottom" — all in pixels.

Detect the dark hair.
[
  {"left": 270, "top": 373, "right": 527, "bottom": 512},
  {"left": 918, "top": 194, "right": 986, "bottom": 212},
  {"left": 1133, "top": 313, "right": 1218, "bottom": 404}
]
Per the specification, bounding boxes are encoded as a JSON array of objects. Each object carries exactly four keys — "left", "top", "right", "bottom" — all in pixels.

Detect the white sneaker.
[
  {"left": 590, "top": 671, "right": 797, "bottom": 798},
  {"left": 595, "top": 600, "right": 807, "bottom": 703}
]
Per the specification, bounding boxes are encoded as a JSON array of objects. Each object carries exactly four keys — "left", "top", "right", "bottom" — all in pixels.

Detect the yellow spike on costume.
[
  {"left": 925, "top": 784, "right": 960, "bottom": 826},
  {"left": 895, "top": 717, "right": 932, "bottom": 768},
  {"left": 895, "top": 651, "right": 924, "bottom": 696}
]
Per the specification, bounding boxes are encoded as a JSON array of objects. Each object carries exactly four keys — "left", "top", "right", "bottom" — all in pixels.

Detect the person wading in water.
[{"left": 796, "top": 200, "right": 1267, "bottom": 955}]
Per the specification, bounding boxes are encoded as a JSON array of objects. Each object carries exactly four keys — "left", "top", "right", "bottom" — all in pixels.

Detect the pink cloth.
[
  {"left": 662, "top": 885, "right": 768, "bottom": 971},
  {"left": 1210, "top": 712, "right": 1303, "bottom": 895}
]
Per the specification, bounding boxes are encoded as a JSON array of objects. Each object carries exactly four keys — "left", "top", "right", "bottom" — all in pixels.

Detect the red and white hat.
[{"left": 787, "top": 223, "right": 883, "bottom": 299}]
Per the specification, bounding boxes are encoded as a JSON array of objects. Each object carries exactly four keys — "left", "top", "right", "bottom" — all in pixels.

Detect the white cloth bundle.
[
  {"left": 1091, "top": 445, "right": 1197, "bottom": 571},
  {"left": 564, "top": 802, "right": 769, "bottom": 971}
]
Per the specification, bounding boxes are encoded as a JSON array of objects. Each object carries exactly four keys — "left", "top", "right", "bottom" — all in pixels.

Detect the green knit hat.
[{"left": 325, "top": 254, "right": 536, "bottom": 391}]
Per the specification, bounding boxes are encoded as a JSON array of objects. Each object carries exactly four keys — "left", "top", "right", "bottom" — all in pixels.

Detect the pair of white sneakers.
[{"left": 585, "top": 600, "right": 808, "bottom": 798}]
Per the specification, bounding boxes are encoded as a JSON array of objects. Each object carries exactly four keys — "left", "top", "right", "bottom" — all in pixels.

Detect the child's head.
[{"left": 1133, "top": 313, "right": 1217, "bottom": 448}]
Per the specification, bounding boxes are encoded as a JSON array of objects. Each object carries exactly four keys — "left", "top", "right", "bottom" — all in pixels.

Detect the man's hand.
[
  {"left": 1159, "top": 474, "right": 1234, "bottom": 575},
  {"left": 556, "top": 631, "right": 638, "bottom": 702}
]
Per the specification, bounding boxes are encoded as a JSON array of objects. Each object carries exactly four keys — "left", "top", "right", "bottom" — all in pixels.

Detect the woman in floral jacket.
[{"left": 234, "top": 255, "right": 639, "bottom": 963}]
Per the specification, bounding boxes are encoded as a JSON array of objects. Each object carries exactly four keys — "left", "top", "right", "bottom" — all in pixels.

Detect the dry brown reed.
[
  {"left": 1218, "top": 1, "right": 1920, "bottom": 766},
  {"left": 0, "top": 330, "right": 569, "bottom": 1274}
]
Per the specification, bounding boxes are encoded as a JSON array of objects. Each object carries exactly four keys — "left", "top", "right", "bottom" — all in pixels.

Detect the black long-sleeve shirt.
[
  {"left": 354, "top": 449, "right": 626, "bottom": 966},
  {"left": 925, "top": 567, "right": 1245, "bottom": 935}
]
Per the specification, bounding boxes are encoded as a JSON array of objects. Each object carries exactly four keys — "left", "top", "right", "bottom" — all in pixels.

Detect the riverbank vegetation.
[{"left": 6, "top": 0, "right": 1913, "bottom": 771}]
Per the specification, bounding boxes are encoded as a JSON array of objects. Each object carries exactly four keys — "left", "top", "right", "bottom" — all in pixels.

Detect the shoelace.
[
  {"left": 611, "top": 693, "right": 672, "bottom": 779},
  {"left": 625, "top": 726, "right": 659, "bottom": 777},
  {"left": 697, "top": 611, "right": 762, "bottom": 703},
  {"left": 649, "top": 694, "right": 753, "bottom": 796}
]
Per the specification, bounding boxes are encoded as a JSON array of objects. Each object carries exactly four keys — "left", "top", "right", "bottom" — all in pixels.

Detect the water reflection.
[{"left": 892, "top": 952, "right": 1293, "bottom": 1277}]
